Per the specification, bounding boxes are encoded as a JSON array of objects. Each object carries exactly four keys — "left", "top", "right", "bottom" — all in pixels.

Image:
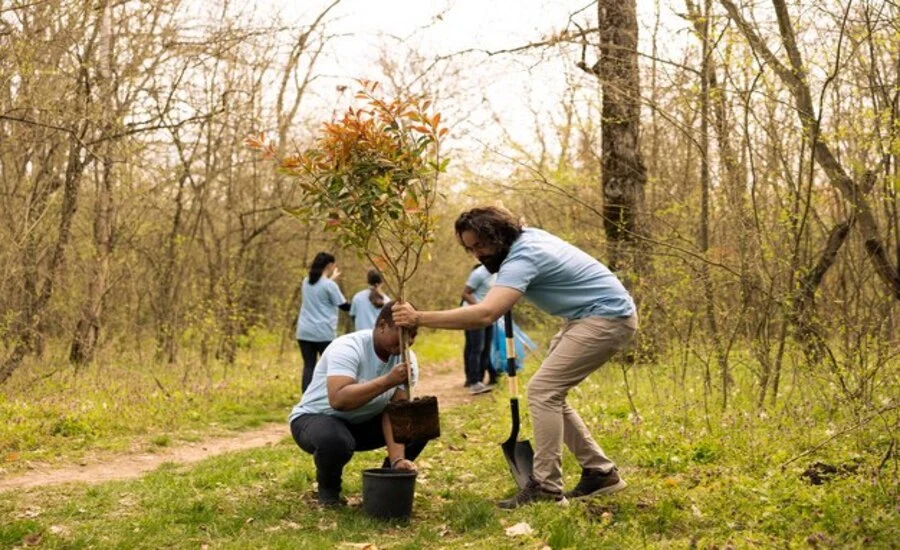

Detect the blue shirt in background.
[
  {"left": 465, "top": 265, "right": 494, "bottom": 303},
  {"left": 289, "top": 330, "right": 419, "bottom": 424},
  {"left": 349, "top": 288, "right": 389, "bottom": 331},
  {"left": 296, "top": 277, "right": 346, "bottom": 342},
  {"left": 495, "top": 227, "right": 635, "bottom": 319}
]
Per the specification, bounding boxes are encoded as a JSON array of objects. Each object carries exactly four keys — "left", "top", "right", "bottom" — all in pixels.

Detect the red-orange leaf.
[
  {"left": 372, "top": 255, "right": 389, "bottom": 271},
  {"left": 403, "top": 195, "right": 420, "bottom": 213}
]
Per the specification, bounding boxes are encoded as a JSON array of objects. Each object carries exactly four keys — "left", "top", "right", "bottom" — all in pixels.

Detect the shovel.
[{"left": 500, "top": 310, "right": 534, "bottom": 489}]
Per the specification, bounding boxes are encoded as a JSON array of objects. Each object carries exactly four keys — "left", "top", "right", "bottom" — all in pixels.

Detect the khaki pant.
[{"left": 527, "top": 314, "right": 638, "bottom": 492}]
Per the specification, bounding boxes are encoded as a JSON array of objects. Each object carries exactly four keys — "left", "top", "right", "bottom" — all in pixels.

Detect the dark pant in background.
[
  {"left": 297, "top": 339, "right": 330, "bottom": 392},
  {"left": 290, "top": 413, "right": 427, "bottom": 495},
  {"left": 463, "top": 324, "right": 496, "bottom": 385}
]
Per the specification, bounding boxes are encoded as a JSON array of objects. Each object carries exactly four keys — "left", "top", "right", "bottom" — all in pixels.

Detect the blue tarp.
[{"left": 490, "top": 319, "right": 537, "bottom": 374}]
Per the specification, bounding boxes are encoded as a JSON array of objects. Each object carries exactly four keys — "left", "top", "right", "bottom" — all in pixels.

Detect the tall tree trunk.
[
  {"left": 71, "top": 0, "right": 114, "bottom": 366},
  {"left": 70, "top": 156, "right": 114, "bottom": 365},
  {"left": 579, "top": 0, "right": 648, "bottom": 273}
]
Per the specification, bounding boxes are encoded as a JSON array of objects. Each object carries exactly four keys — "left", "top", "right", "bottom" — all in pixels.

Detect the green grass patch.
[
  {"left": 0, "top": 341, "right": 300, "bottom": 469},
  {"left": 0, "top": 339, "right": 897, "bottom": 548}
]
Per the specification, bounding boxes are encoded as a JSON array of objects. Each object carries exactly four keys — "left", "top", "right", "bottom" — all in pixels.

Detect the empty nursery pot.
[
  {"left": 361, "top": 468, "right": 418, "bottom": 520},
  {"left": 385, "top": 396, "right": 440, "bottom": 444}
]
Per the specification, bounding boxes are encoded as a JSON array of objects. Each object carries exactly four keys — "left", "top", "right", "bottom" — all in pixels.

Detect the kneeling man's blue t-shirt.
[
  {"left": 495, "top": 228, "right": 635, "bottom": 319},
  {"left": 289, "top": 330, "right": 419, "bottom": 425}
]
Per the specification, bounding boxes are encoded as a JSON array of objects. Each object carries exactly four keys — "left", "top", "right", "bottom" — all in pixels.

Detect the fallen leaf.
[
  {"left": 338, "top": 544, "right": 376, "bottom": 550},
  {"left": 505, "top": 522, "right": 533, "bottom": 537},
  {"left": 18, "top": 506, "right": 42, "bottom": 519},
  {"left": 23, "top": 533, "right": 42, "bottom": 546}
]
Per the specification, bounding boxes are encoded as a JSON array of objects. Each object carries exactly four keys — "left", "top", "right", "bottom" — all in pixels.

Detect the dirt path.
[{"left": 0, "top": 359, "right": 477, "bottom": 493}]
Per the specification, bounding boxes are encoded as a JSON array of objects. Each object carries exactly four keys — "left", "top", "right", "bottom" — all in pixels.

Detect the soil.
[
  {"left": 385, "top": 396, "right": 441, "bottom": 443},
  {"left": 0, "top": 358, "right": 481, "bottom": 493}
]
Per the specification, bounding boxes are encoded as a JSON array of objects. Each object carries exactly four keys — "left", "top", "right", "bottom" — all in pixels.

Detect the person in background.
[
  {"left": 349, "top": 270, "right": 389, "bottom": 331},
  {"left": 296, "top": 252, "right": 350, "bottom": 392},
  {"left": 393, "top": 206, "right": 638, "bottom": 508},
  {"left": 461, "top": 264, "right": 497, "bottom": 395},
  {"left": 288, "top": 302, "right": 425, "bottom": 507}
]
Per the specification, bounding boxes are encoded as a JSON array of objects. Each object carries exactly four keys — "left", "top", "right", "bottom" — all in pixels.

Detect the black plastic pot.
[{"left": 361, "top": 468, "right": 417, "bottom": 520}]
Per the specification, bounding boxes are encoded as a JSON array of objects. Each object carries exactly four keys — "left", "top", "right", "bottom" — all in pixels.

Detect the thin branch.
[{"left": 779, "top": 404, "right": 900, "bottom": 470}]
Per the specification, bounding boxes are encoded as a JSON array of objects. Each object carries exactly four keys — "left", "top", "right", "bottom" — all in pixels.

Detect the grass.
[{"left": 1, "top": 331, "right": 897, "bottom": 548}]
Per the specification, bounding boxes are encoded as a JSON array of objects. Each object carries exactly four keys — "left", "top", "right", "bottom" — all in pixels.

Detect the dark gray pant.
[
  {"left": 297, "top": 340, "right": 330, "bottom": 392},
  {"left": 463, "top": 324, "right": 496, "bottom": 384},
  {"left": 290, "top": 413, "right": 427, "bottom": 494}
]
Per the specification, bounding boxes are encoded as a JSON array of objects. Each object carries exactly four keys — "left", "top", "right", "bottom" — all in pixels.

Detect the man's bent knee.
[{"left": 527, "top": 376, "right": 567, "bottom": 410}]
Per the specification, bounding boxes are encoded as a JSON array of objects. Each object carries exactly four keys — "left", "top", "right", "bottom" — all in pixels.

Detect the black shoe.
[
  {"left": 318, "top": 488, "right": 348, "bottom": 508},
  {"left": 497, "top": 479, "right": 565, "bottom": 509},
  {"left": 564, "top": 467, "right": 627, "bottom": 499}
]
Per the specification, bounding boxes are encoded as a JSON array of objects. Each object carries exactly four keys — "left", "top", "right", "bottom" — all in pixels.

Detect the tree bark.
[
  {"left": 579, "top": 0, "right": 648, "bottom": 273},
  {"left": 70, "top": 156, "right": 114, "bottom": 365}
]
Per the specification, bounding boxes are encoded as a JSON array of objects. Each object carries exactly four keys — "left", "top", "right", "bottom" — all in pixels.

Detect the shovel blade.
[{"left": 501, "top": 439, "right": 534, "bottom": 489}]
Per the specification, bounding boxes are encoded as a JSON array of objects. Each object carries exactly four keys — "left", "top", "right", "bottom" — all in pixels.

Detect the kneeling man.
[{"left": 289, "top": 301, "right": 424, "bottom": 506}]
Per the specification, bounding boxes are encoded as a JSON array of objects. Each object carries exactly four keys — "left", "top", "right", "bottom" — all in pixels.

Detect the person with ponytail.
[
  {"left": 349, "top": 270, "right": 390, "bottom": 331},
  {"left": 296, "top": 252, "right": 350, "bottom": 392}
]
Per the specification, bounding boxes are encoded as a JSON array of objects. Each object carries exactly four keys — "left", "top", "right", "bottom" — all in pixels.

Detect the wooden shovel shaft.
[
  {"left": 504, "top": 311, "right": 517, "bottom": 394},
  {"left": 400, "top": 326, "right": 412, "bottom": 400}
]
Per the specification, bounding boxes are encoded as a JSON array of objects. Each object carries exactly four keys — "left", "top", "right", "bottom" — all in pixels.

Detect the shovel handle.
[
  {"left": 504, "top": 311, "right": 518, "bottom": 397},
  {"left": 400, "top": 326, "right": 413, "bottom": 400}
]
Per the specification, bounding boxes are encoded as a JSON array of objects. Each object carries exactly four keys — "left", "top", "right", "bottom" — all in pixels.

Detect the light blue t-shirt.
[
  {"left": 349, "top": 288, "right": 389, "bottom": 331},
  {"left": 296, "top": 277, "right": 346, "bottom": 342},
  {"left": 465, "top": 266, "right": 494, "bottom": 303},
  {"left": 495, "top": 228, "right": 635, "bottom": 319},
  {"left": 288, "top": 330, "right": 419, "bottom": 424}
]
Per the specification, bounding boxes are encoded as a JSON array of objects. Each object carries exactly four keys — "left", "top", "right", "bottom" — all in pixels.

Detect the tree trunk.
[
  {"left": 580, "top": 0, "right": 648, "bottom": 273},
  {"left": 71, "top": 2, "right": 115, "bottom": 365},
  {"left": 70, "top": 157, "right": 114, "bottom": 365}
]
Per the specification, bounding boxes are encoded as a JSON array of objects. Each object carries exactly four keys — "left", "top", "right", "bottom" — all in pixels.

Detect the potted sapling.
[{"left": 248, "top": 80, "right": 448, "bottom": 444}]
